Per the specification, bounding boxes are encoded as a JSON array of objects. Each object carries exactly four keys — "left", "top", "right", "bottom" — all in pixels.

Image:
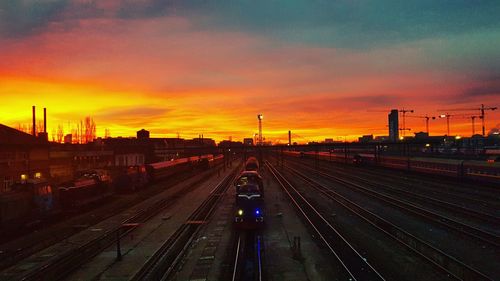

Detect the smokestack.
[
  {"left": 32, "top": 106, "right": 36, "bottom": 136},
  {"left": 288, "top": 130, "right": 291, "bottom": 146},
  {"left": 43, "top": 108, "right": 47, "bottom": 133}
]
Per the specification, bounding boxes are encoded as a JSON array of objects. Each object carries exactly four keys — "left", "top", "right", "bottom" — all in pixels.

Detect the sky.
[{"left": 1, "top": 0, "right": 499, "bottom": 142}]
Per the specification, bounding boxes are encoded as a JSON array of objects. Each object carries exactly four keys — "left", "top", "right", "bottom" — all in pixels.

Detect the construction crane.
[
  {"left": 438, "top": 104, "right": 497, "bottom": 136},
  {"left": 438, "top": 113, "right": 452, "bottom": 135},
  {"left": 468, "top": 115, "right": 481, "bottom": 136},
  {"left": 399, "top": 108, "right": 414, "bottom": 137},
  {"left": 407, "top": 115, "right": 436, "bottom": 134},
  {"left": 367, "top": 108, "right": 414, "bottom": 137},
  {"left": 438, "top": 113, "right": 481, "bottom": 136}
]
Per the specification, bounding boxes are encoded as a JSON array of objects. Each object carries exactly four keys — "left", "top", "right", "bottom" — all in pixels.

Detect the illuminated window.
[
  {"left": 35, "top": 172, "right": 42, "bottom": 179},
  {"left": 21, "top": 174, "right": 27, "bottom": 180}
]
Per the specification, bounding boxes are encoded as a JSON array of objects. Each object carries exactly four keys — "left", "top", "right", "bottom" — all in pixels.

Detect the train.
[
  {"left": 283, "top": 150, "right": 500, "bottom": 183},
  {"left": 0, "top": 154, "right": 224, "bottom": 227},
  {"left": 234, "top": 159, "right": 265, "bottom": 229},
  {"left": 244, "top": 156, "right": 260, "bottom": 171},
  {"left": 58, "top": 170, "right": 112, "bottom": 208},
  {"left": 113, "top": 165, "right": 149, "bottom": 192}
]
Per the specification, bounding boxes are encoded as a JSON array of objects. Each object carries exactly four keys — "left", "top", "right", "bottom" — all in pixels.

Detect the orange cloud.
[{"left": 1, "top": 15, "right": 498, "bottom": 142}]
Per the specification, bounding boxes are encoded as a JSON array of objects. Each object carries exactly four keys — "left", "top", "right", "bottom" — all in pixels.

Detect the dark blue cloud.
[
  {"left": 3, "top": 0, "right": 500, "bottom": 47},
  {"left": 462, "top": 84, "right": 500, "bottom": 98},
  {"left": 0, "top": 0, "right": 69, "bottom": 37},
  {"left": 175, "top": 0, "right": 500, "bottom": 48}
]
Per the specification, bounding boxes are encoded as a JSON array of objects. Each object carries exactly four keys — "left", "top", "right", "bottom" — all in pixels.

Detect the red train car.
[
  {"left": 113, "top": 165, "right": 149, "bottom": 192},
  {"left": 58, "top": 171, "right": 112, "bottom": 208}
]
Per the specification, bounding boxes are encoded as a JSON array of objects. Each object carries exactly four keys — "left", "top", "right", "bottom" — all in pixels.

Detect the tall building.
[{"left": 388, "top": 109, "right": 399, "bottom": 142}]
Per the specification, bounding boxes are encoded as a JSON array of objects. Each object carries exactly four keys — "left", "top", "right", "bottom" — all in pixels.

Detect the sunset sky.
[{"left": 1, "top": 1, "right": 499, "bottom": 142}]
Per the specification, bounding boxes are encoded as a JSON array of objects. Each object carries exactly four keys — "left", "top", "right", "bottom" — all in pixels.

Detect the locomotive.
[{"left": 233, "top": 169, "right": 265, "bottom": 229}]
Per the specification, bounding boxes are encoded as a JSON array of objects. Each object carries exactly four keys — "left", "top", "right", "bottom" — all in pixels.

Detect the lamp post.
[{"left": 257, "top": 114, "right": 263, "bottom": 146}]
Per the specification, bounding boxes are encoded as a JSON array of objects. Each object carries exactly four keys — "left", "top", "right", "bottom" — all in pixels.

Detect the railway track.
[
  {"left": 229, "top": 232, "right": 264, "bottom": 281},
  {"left": 266, "top": 161, "right": 386, "bottom": 281},
  {"left": 0, "top": 166, "right": 220, "bottom": 272},
  {"left": 339, "top": 161, "right": 500, "bottom": 209},
  {"left": 285, "top": 164, "right": 494, "bottom": 281},
  {"left": 290, "top": 161, "right": 500, "bottom": 248},
  {"left": 309, "top": 163, "right": 500, "bottom": 227},
  {"left": 9, "top": 195, "right": 176, "bottom": 281},
  {"left": 0, "top": 166, "right": 230, "bottom": 281},
  {"left": 296, "top": 156, "right": 500, "bottom": 208},
  {"left": 131, "top": 168, "right": 239, "bottom": 281}
]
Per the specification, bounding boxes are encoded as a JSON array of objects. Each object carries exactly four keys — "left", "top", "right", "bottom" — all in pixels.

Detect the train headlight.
[{"left": 237, "top": 209, "right": 243, "bottom": 216}]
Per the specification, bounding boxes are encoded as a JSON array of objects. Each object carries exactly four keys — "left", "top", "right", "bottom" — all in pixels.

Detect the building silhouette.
[{"left": 388, "top": 109, "right": 399, "bottom": 142}]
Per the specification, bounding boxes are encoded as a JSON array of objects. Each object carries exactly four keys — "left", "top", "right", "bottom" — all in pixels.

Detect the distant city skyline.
[{"left": 1, "top": 1, "right": 499, "bottom": 142}]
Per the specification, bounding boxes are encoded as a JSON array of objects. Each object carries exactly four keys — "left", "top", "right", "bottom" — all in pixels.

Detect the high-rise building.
[{"left": 388, "top": 109, "right": 399, "bottom": 142}]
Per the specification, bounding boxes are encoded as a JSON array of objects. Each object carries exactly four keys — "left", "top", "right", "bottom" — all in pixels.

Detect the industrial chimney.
[
  {"left": 43, "top": 108, "right": 47, "bottom": 133},
  {"left": 32, "top": 106, "right": 36, "bottom": 136}
]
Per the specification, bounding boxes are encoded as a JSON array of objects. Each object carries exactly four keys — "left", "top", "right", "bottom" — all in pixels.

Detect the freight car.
[
  {"left": 58, "top": 170, "right": 112, "bottom": 208},
  {"left": 145, "top": 158, "right": 192, "bottom": 182},
  {"left": 212, "top": 154, "right": 225, "bottom": 167},
  {"left": 245, "top": 157, "right": 260, "bottom": 171},
  {"left": 113, "top": 165, "right": 149, "bottom": 192},
  {"left": 199, "top": 154, "right": 225, "bottom": 169},
  {"left": 144, "top": 154, "right": 224, "bottom": 182}
]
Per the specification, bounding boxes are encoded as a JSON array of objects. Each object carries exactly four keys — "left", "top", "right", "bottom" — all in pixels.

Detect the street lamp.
[{"left": 257, "top": 114, "right": 263, "bottom": 145}]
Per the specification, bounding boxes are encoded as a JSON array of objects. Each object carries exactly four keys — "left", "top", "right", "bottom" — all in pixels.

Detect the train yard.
[
  {"left": 0, "top": 152, "right": 498, "bottom": 281},
  {"left": 0, "top": 164, "right": 219, "bottom": 271}
]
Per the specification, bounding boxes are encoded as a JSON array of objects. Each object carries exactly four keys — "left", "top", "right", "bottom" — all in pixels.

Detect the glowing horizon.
[{"left": 1, "top": 1, "right": 499, "bottom": 142}]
